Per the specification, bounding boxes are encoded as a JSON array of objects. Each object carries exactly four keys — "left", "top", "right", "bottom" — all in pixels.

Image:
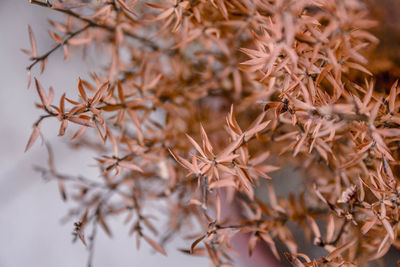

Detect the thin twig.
[
  {"left": 27, "top": 24, "right": 91, "bottom": 71},
  {"left": 29, "top": 0, "right": 161, "bottom": 50},
  {"left": 87, "top": 219, "right": 98, "bottom": 267}
]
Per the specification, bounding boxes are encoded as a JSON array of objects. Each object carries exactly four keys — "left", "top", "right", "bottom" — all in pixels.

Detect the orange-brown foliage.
[{"left": 24, "top": 0, "right": 400, "bottom": 266}]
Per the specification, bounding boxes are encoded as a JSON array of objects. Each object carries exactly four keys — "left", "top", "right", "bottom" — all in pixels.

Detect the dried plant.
[{"left": 24, "top": 0, "right": 400, "bottom": 266}]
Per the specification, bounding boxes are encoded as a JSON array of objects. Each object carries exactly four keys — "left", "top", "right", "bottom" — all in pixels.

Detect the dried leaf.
[
  {"left": 116, "top": 0, "right": 137, "bottom": 16},
  {"left": 25, "top": 125, "right": 40, "bottom": 152},
  {"left": 142, "top": 234, "right": 167, "bottom": 256},
  {"left": 382, "top": 218, "right": 394, "bottom": 240},
  {"left": 326, "top": 239, "right": 356, "bottom": 261},
  {"left": 98, "top": 213, "right": 112, "bottom": 237},
  {"left": 28, "top": 25, "right": 37, "bottom": 57}
]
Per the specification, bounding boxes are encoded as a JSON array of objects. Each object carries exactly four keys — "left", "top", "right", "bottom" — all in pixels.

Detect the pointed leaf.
[
  {"left": 25, "top": 125, "right": 40, "bottom": 152},
  {"left": 143, "top": 234, "right": 167, "bottom": 256}
]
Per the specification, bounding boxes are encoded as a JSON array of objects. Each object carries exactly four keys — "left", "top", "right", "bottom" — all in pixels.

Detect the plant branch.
[
  {"left": 29, "top": 0, "right": 161, "bottom": 51},
  {"left": 27, "top": 24, "right": 91, "bottom": 71}
]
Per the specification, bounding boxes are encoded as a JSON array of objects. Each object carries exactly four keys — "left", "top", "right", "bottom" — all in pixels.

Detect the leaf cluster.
[{"left": 24, "top": 0, "right": 400, "bottom": 266}]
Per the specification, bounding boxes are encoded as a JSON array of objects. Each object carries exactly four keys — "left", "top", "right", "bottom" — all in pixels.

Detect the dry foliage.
[{"left": 24, "top": 0, "right": 400, "bottom": 266}]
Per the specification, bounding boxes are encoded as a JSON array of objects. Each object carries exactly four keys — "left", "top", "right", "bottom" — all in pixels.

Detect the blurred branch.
[
  {"left": 29, "top": 0, "right": 160, "bottom": 50},
  {"left": 27, "top": 24, "right": 91, "bottom": 71}
]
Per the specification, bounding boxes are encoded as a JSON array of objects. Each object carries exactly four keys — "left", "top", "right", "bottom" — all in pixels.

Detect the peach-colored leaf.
[
  {"left": 118, "top": 161, "right": 143, "bottom": 172},
  {"left": 186, "top": 134, "right": 207, "bottom": 159},
  {"left": 388, "top": 80, "right": 398, "bottom": 113},
  {"left": 98, "top": 213, "right": 112, "bottom": 237},
  {"left": 116, "top": 0, "right": 137, "bottom": 16},
  {"left": 28, "top": 25, "right": 37, "bottom": 57},
  {"left": 382, "top": 218, "right": 394, "bottom": 240},
  {"left": 143, "top": 234, "right": 167, "bottom": 256},
  {"left": 34, "top": 78, "right": 48, "bottom": 107},
  {"left": 25, "top": 125, "right": 40, "bottom": 152},
  {"left": 326, "top": 239, "right": 356, "bottom": 261}
]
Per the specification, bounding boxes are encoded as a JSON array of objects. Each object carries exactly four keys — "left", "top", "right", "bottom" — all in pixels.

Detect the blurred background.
[{"left": 0, "top": 1, "right": 209, "bottom": 266}]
